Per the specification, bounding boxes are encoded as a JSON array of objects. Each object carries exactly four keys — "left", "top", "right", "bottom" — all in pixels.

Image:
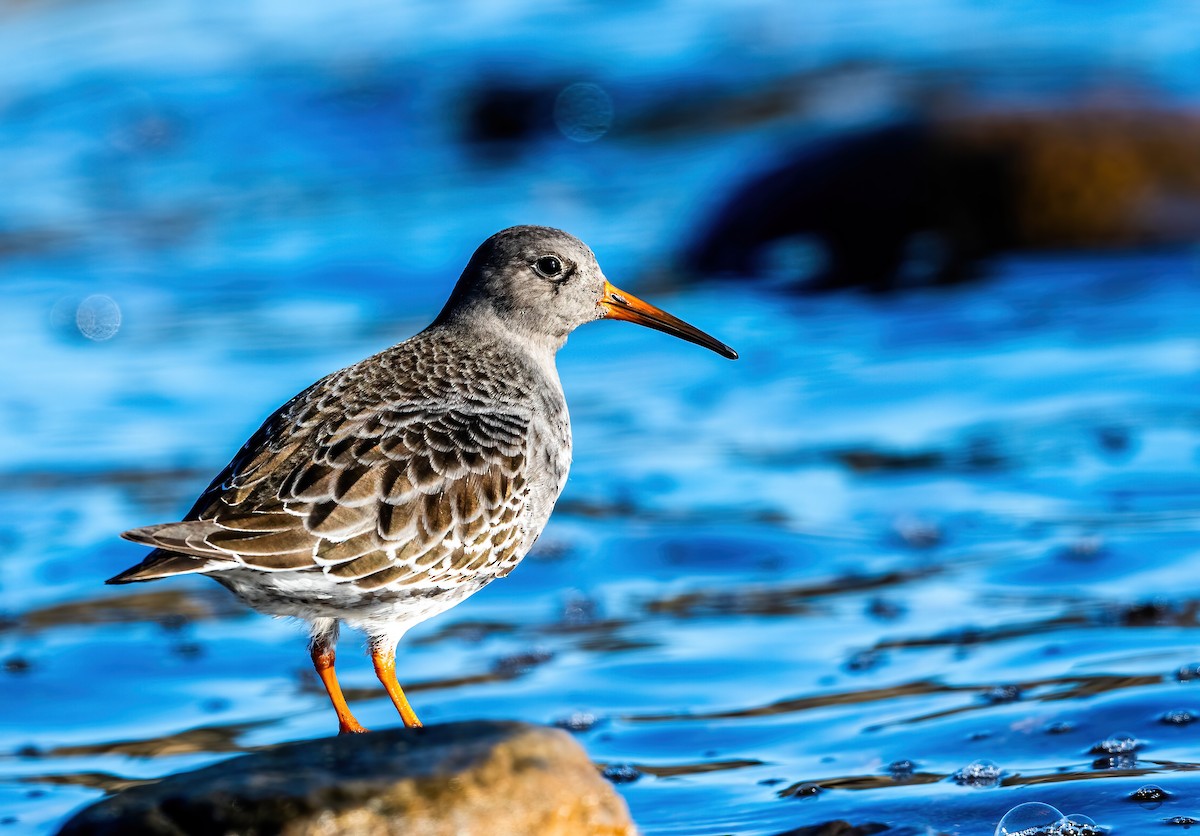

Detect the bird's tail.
[{"left": 106, "top": 549, "right": 217, "bottom": 583}]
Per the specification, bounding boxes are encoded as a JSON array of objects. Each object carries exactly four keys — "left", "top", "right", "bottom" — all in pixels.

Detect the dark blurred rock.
[
  {"left": 833, "top": 448, "right": 944, "bottom": 473},
  {"left": 686, "top": 109, "right": 1200, "bottom": 291},
  {"left": 685, "top": 121, "right": 1010, "bottom": 291},
  {"left": 460, "top": 81, "right": 557, "bottom": 151},
  {"left": 2, "top": 656, "right": 31, "bottom": 674},
  {"left": 771, "top": 822, "right": 890, "bottom": 836},
  {"left": 56, "top": 721, "right": 635, "bottom": 836}
]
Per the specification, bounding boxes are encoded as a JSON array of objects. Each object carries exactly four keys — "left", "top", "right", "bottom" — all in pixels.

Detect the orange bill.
[{"left": 599, "top": 281, "right": 738, "bottom": 360}]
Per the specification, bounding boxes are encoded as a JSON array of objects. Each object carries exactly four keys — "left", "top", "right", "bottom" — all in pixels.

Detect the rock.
[
  {"left": 57, "top": 720, "right": 635, "bottom": 836},
  {"left": 685, "top": 109, "right": 1200, "bottom": 291},
  {"left": 771, "top": 822, "right": 891, "bottom": 836}
]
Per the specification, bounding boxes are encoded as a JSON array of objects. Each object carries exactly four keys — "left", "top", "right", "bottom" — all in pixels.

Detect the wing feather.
[{"left": 121, "top": 401, "right": 532, "bottom": 587}]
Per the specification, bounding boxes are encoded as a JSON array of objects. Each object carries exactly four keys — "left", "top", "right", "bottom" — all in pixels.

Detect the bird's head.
[{"left": 438, "top": 225, "right": 737, "bottom": 359}]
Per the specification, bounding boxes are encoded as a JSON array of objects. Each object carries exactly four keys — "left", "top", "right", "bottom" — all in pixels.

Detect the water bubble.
[
  {"left": 995, "top": 802, "right": 1063, "bottom": 835},
  {"left": 1088, "top": 732, "right": 1140, "bottom": 755},
  {"left": 1175, "top": 662, "right": 1200, "bottom": 682},
  {"left": 1129, "top": 784, "right": 1171, "bottom": 805},
  {"left": 1044, "top": 720, "right": 1075, "bottom": 735},
  {"left": 1057, "top": 814, "right": 1102, "bottom": 835},
  {"left": 953, "top": 759, "right": 1003, "bottom": 788},
  {"left": 982, "top": 684, "right": 1023, "bottom": 704},
  {"left": 995, "top": 803, "right": 1104, "bottom": 835},
  {"left": 75, "top": 294, "right": 121, "bottom": 341},
  {"left": 601, "top": 763, "right": 641, "bottom": 784},
  {"left": 553, "top": 82, "right": 613, "bottom": 142},
  {"left": 1160, "top": 708, "right": 1198, "bottom": 726},
  {"left": 553, "top": 711, "right": 600, "bottom": 733}
]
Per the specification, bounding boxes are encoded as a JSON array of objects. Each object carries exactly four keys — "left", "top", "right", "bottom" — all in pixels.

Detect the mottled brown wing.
[{"left": 124, "top": 403, "right": 532, "bottom": 591}]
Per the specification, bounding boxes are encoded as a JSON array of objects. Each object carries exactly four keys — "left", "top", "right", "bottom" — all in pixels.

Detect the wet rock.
[
  {"left": 833, "top": 448, "right": 944, "bottom": 473},
  {"left": 952, "top": 759, "right": 1003, "bottom": 788},
  {"left": 600, "top": 763, "right": 642, "bottom": 784},
  {"left": 1044, "top": 721, "right": 1075, "bottom": 735},
  {"left": 684, "top": 109, "right": 1200, "bottom": 291},
  {"left": 771, "top": 822, "right": 890, "bottom": 836},
  {"left": 2, "top": 656, "right": 31, "bottom": 674},
  {"left": 782, "top": 782, "right": 823, "bottom": 799},
  {"left": 56, "top": 721, "right": 635, "bottom": 836},
  {"left": 1167, "top": 816, "right": 1200, "bottom": 826},
  {"left": 1120, "top": 600, "right": 1197, "bottom": 627}
]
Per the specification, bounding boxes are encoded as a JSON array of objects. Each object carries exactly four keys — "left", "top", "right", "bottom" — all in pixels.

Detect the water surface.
[{"left": 3, "top": 2, "right": 1200, "bottom": 834}]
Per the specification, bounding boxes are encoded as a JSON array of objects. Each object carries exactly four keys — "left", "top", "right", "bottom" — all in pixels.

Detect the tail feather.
[
  {"left": 106, "top": 549, "right": 219, "bottom": 584},
  {"left": 111, "top": 518, "right": 237, "bottom": 584},
  {"left": 121, "top": 521, "right": 226, "bottom": 557}
]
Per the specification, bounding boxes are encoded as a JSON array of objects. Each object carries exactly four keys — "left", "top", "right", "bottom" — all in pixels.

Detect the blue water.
[{"left": 4, "top": 3, "right": 1200, "bottom": 834}]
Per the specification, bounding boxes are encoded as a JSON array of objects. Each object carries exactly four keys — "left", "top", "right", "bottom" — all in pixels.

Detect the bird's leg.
[
  {"left": 309, "top": 620, "right": 368, "bottom": 735},
  {"left": 370, "top": 637, "right": 423, "bottom": 728}
]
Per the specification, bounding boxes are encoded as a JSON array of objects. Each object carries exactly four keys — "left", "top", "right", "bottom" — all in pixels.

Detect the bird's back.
[{"left": 112, "top": 324, "right": 571, "bottom": 616}]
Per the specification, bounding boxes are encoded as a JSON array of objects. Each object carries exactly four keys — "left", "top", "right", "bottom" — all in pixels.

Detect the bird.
[{"left": 108, "top": 226, "right": 737, "bottom": 734}]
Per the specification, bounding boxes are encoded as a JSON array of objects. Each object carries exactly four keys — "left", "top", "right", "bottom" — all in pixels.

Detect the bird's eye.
[{"left": 534, "top": 255, "right": 563, "bottom": 278}]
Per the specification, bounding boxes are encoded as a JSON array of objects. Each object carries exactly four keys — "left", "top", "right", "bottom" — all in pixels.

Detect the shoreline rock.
[{"left": 57, "top": 720, "right": 636, "bottom": 836}]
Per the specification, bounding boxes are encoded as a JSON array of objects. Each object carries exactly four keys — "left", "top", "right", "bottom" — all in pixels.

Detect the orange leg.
[
  {"left": 310, "top": 644, "right": 369, "bottom": 735},
  {"left": 371, "top": 644, "right": 423, "bottom": 728}
]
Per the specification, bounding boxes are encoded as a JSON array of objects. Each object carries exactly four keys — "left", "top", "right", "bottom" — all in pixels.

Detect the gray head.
[{"left": 435, "top": 225, "right": 737, "bottom": 359}]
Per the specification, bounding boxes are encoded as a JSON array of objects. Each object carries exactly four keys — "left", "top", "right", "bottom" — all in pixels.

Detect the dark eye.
[{"left": 534, "top": 255, "right": 563, "bottom": 278}]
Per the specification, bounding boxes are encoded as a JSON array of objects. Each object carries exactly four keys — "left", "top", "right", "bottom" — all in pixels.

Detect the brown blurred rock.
[
  {"left": 686, "top": 108, "right": 1200, "bottom": 291},
  {"left": 943, "top": 108, "right": 1200, "bottom": 249},
  {"left": 56, "top": 721, "right": 635, "bottom": 836}
]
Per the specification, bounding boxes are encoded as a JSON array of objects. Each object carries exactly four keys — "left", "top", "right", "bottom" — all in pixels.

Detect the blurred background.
[{"left": 4, "top": 2, "right": 1200, "bottom": 834}]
